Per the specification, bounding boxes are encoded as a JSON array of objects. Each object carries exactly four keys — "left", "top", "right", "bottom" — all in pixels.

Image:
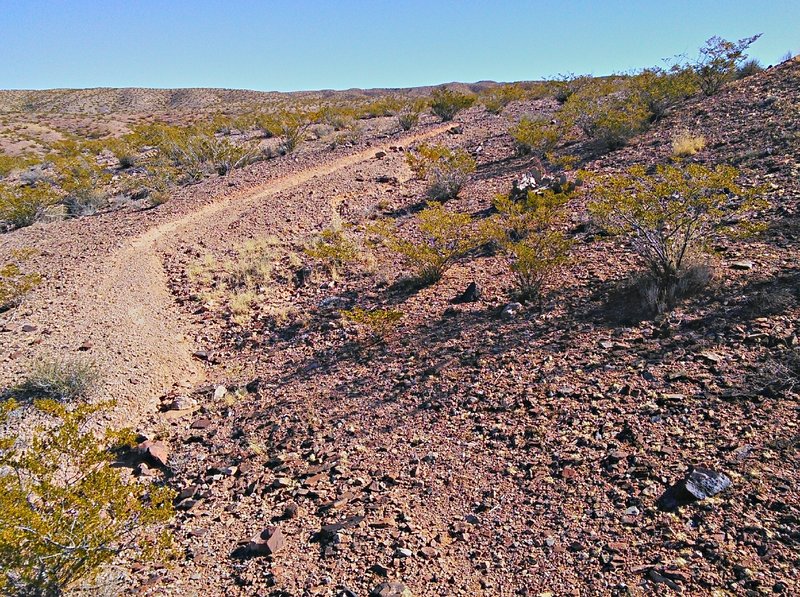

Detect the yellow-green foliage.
[
  {"left": 255, "top": 110, "right": 318, "bottom": 153},
  {"left": 0, "top": 399, "right": 175, "bottom": 595},
  {"left": 406, "top": 143, "right": 476, "bottom": 201},
  {"left": 0, "top": 154, "right": 38, "bottom": 177},
  {"left": 304, "top": 227, "right": 359, "bottom": 278},
  {"left": 429, "top": 87, "right": 476, "bottom": 122},
  {"left": 629, "top": 66, "right": 698, "bottom": 121},
  {"left": 0, "top": 183, "right": 59, "bottom": 229},
  {"left": 485, "top": 191, "right": 570, "bottom": 301},
  {"left": 694, "top": 34, "right": 762, "bottom": 96},
  {"left": 374, "top": 202, "right": 479, "bottom": 285},
  {"left": 357, "top": 96, "right": 403, "bottom": 119},
  {"left": 341, "top": 307, "right": 403, "bottom": 341},
  {"left": 510, "top": 116, "right": 562, "bottom": 156},
  {"left": 549, "top": 73, "right": 592, "bottom": 104},
  {"left": 671, "top": 131, "right": 707, "bottom": 157},
  {"left": 396, "top": 99, "right": 427, "bottom": 131},
  {"left": 0, "top": 259, "right": 41, "bottom": 311},
  {"left": 587, "top": 164, "right": 763, "bottom": 306},
  {"left": 482, "top": 84, "right": 526, "bottom": 114},
  {"left": 222, "top": 238, "right": 277, "bottom": 290},
  {"left": 560, "top": 78, "right": 650, "bottom": 150}
]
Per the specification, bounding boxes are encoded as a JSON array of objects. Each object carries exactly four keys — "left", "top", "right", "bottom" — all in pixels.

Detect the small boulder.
[
  {"left": 137, "top": 440, "right": 170, "bottom": 467},
  {"left": 452, "top": 281, "right": 481, "bottom": 304},
  {"left": 248, "top": 526, "right": 285, "bottom": 556},
  {"left": 501, "top": 302, "right": 522, "bottom": 320}
]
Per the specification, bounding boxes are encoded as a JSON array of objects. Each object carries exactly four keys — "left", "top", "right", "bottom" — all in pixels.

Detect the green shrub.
[
  {"left": 549, "top": 73, "right": 591, "bottom": 104},
  {"left": 587, "top": 163, "right": 763, "bottom": 313},
  {"left": 406, "top": 143, "right": 476, "bottom": 201},
  {"left": 0, "top": 154, "right": 37, "bottom": 178},
  {"left": 340, "top": 307, "right": 403, "bottom": 342},
  {"left": 693, "top": 34, "right": 762, "bottom": 96},
  {"left": 16, "top": 358, "right": 100, "bottom": 402},
  {"left": 509, "top": 116, "right": 561, "bottom": 156},
  {"left": 560, "top": 79, "right": 650, "bottom": 150},
  {"left": 629, "top": 66, "right": 698, "bottom": 121},
  {"left": 0, "top": 184, "right": 59, "bottom": 229},
  {"left": 358, "top": 96, "right": 403, "bottom": 119},
  {"left": 482, "top": 84, "right": 525, "bottom": 114},
  {"left": 257, "top": 110, "right": 317, "bottom": 153},
  {"left": 429, "top": 87, "right": 475, "bottom": 121},
  {"left": 305, "top": 227, "right": 360, "bottom": 279},
  {"left": 373, "top": 202, "right": 479, "bottom": 285},
  {"left": 485, "top": 191, "right": 570, "bottom": 302},
  {"left": 0, "top": 399, "right": 175, "bottom": 595},
  {"left": 736, "top": 58, "right": 764, "bottom": 79},
  {"left": 396, "top": 99, "right": 427, "bottom": 131},
  {"left": 0, "top": 257, "right": 41, "bottom": 312}
]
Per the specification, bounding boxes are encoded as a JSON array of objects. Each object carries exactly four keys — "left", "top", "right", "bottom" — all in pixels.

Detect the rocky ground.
[{"left": 1, "top": 60, "right": 799, "bottom": 596}]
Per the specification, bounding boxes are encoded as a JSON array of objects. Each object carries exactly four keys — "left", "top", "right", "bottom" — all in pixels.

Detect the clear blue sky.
[{"left": 1, "top": 0, "right": 797, "bottom": 91}]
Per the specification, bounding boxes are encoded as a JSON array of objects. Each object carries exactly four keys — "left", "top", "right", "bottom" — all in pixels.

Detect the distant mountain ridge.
[{"left": 0, "top": 82, "right": 504, "bottom": 114}]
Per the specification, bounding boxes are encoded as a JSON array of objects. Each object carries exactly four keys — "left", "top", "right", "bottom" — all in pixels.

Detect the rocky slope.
[{"left": 1, "top": 60, "right": 798, "bottom": 596}]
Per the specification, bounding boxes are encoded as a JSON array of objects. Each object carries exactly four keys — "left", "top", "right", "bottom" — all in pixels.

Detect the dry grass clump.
[
  {"left": 672, "top": 131, "right": 707, "bottom": 157},
  {"left": 15, "top": 357, "right": 100, "bottom": 402}
]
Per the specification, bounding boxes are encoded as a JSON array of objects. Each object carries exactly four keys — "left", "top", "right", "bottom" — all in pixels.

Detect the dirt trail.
[{"left": 4, "top": 125, "right": 452, "bottom": 427}]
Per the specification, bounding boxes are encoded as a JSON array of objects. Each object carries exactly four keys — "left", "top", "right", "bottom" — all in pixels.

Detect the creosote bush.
[
  {"left": 484, "top": 191, "right": 570, "bottom": 302},
  {"left": 396, "top": 99, "right": 427, "bottom": 131},
  {"left": 429, "top": 88, "right": 475, "bottom": 122},
  {"left": 510, "top": 116, "right": 561, "bottom": 156},
  {"left": 406, "top": 143, "right": 476, "bottom": 201},
  {"left": 693, "top": 34, "right": 762, "bottom": 96},
  {"left": 1, "top": 252, "right": 41, "bottom": 311},
  {"left": 372, "top": 202, "right": 479, "bottom": 285},
  {"left": 0, "top": 184, "right": 59, "bottom": 230},
  {"left": 481, "top": 84, "right": 525, "bottom": 115},
  {"left": 0, "top": 399, "right": 175, "bottom": 595},
  {"left": 304, "top": 227, "right": 360, "bottom": 279},
  {"left": 587, "top": 163, "right": 763, "bottom": 314},
  {"left": 560, "top": 78, "right": 650, "bottom": 150}
]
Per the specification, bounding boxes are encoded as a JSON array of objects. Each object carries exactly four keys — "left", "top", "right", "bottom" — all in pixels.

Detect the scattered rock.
[
  {"left": 730, "top": 259, "right": 754, "bottom": 270},
  {"left": 370, "top": 582, "right": 413, "bottom": 597},
  {"left": 658, "top": 467, "right": 732, "bottom": 510},
  {"left": 685, "top": 467, "right": 732, "bottom": 500},
  {"left": 501, "top": 302, "right": 522, "bottom": 320},
  {"left": 137, "top": 440, "right": 170, "bottom": 467},
  {"left": 452, "top": 281, "right": 481, "bottom": 303},
  {"left": 248, "top": 526, "right": 286, "bottom": 556},
  {"left": 213, "top": 385, "right": 227, "bottom": 401},
  {"left": 190, "top": 417, "right": 212, "bottom": 430},
  {"left": 169, "top": 395, "right": 196, "bottom": 411}
]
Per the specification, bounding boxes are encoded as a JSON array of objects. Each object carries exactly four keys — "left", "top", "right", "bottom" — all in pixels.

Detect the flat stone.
[
  {"left": 730, "top": 260, "right": 754, "bottom": 270},
  {"left": 370, "top": 582, "right": 413, "bottom": 597}
]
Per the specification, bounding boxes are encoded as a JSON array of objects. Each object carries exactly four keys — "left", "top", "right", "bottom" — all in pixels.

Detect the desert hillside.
[{"left": 0, "top": 53, "right": 798, "bottom": 596}]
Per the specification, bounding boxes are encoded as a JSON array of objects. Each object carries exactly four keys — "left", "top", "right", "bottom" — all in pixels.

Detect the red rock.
[{"left": 248, "top": 526, "right": 285, "bottom": 555}]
